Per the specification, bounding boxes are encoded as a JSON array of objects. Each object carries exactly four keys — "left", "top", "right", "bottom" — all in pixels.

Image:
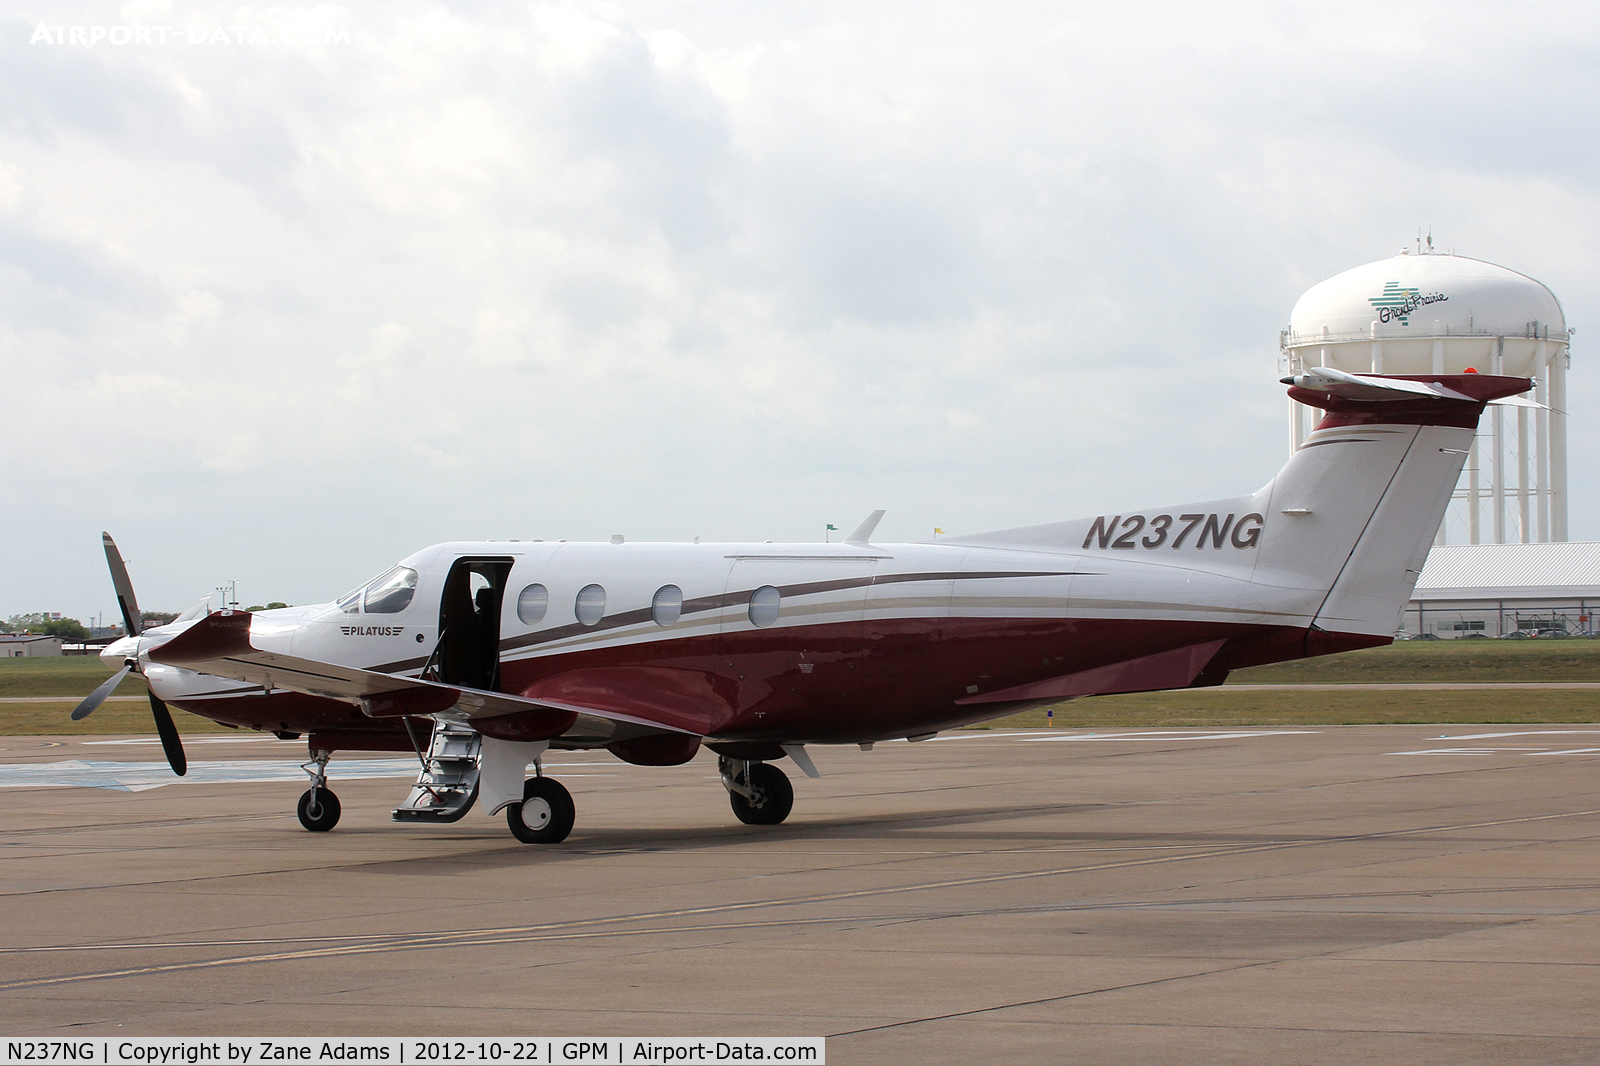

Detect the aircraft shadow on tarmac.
[{"left": 321, "top": 803, "right": 1311, "bottom": 872}]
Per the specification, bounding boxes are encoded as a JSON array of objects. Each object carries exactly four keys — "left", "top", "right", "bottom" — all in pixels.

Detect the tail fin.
[
  {"left": 953, "top": 372, "right": 1533, "bottom": 659},
  {"left": 1261, "top": 372, "right": 1532, "bottom": 638}
]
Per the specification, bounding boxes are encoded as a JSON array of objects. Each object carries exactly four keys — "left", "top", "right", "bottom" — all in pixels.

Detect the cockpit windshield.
[
  {"left": 338, "top": 566, "right": 419, "bottom": 615},
  {"left": 363, "top": 566, "right": 419, "bottom": 614}
]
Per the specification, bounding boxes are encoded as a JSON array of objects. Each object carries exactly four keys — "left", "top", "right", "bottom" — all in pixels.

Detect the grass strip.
[
  {"left": 1229, "top": 636, "right": 1600, "bottom": 684},
  {"left": 986, "top": 688, "right": 1600, "bottom": 729},
  {"left": 0, "top": 701, "right": 240, "bottom": 736}
]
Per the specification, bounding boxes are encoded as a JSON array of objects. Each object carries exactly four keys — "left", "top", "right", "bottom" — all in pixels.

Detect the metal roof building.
[
  {"left": 0, "top": 634, "right": 63, "bottom": 657},
  {"left": 1404, "top": 542, "right": 1600, "bottom": 637}
]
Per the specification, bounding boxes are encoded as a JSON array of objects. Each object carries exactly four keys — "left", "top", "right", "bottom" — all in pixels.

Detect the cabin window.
[
  {"left": 516, "top": 583, "right": 549, "bottom": 625},
  {"left": 748, "top": 585, "right": 780, "bottom": 628},
  {"left": 362, "top": 567, "right": 418, "bottom": 614},
  {"left": 575, "top": 584, "right": 606, "bottom": 626},
  {"left": 652, "top": 585, "right": 683, "bottom": 626}
]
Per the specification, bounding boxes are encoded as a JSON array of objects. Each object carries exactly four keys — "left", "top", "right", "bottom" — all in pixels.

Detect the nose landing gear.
[
  {"left": 296, "top": 748, "right": 341, "bottom": 832},
  {"left": 719, "top": 757, "right": 794, "bottom": 825}
]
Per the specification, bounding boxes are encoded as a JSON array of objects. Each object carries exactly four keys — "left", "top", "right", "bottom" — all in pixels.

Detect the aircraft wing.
[{"left": 148, "top": 611, "right": 698, "bottom": 737}]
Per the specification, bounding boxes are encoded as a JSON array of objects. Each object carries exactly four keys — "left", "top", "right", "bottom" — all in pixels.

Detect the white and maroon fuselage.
[{"left": 112, "top": 371, "right": 1532, "bottom": 765}]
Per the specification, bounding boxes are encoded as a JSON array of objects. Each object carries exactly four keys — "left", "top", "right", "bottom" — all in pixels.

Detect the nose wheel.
[
  {"left": 296, "top": 747, "right": 341, "bottom": 832},
  {"left": 297, "top": 787, "right": 342, "bottom": 831},
  {"left": 507, "top": 776, "right": 575, "bottom": 843}
]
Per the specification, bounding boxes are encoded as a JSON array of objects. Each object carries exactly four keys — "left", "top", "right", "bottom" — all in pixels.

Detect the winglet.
[{"left": 844, "top": 509, "right": 885, "bottom": 545}]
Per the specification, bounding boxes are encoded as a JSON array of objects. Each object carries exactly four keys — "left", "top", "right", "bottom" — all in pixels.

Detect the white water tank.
[{"left": 1281, "top": 248, "right": 1572, "bottom": 543}]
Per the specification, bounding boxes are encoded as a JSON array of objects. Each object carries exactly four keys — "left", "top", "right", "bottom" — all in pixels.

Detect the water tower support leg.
[
  {"left": 1468, "top": 437, "right": 1481, "bottom": 545},
  {"left": 1550, "top": 351, "right": 1568, "bottom": 541},
  {"left": 1517, "top": 406, "right": 1531, "bottom": 543},
  {"left": 1492, "top": 338, "right": 1505, "bottom": 544},
  {"left": 1535, "top": 354, "right": 1550, "bottom": 543}
]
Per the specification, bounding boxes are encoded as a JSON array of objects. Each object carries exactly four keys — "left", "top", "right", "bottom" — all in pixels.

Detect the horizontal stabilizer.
[
  {"left": 150, "top": 611, "right": 698, "bottom": 738},
  {"left": 1283, "top": 369, "right": 1534, "bottom": 407}
]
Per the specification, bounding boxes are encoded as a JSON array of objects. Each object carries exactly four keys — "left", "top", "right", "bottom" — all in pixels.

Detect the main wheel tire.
[
  {"left": 507, "top": 777, "right": 575, "bottom": 844},
  {"left": 730, "top": 762, "right": 794, "bottom": 826},
  {"left": 296, "top": 787, "right": 341, "bottom": 832}
]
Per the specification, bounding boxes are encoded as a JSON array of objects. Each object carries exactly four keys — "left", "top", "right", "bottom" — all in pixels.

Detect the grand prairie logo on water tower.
[
  {"left": 1285, "top": 246, "right": 1572, "bottom": 543},
  {"left": 1369, "top": 280, "right": 1449, "bottom": 325}
]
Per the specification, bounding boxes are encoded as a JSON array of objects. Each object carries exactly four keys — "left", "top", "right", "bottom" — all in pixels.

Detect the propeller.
[
  {"left": 69, "top": 532, "right": 188, "bottom": 777},
  {"left": 148, "top": 691, "right": 188, "bottom": 776},
  {"left": 70, "top": 663, "right": 131, "bottom": 721}
]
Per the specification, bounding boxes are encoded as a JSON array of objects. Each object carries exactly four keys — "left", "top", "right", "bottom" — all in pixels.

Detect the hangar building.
[
  {"left": 1403, "top": 541, "right": 1600, "bottom": 638},
  {"left": 0, "top": 634, "right": 63, "bottom": 657}
]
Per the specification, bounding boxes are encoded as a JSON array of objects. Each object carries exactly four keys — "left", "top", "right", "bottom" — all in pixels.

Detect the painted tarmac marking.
[
  {"left": 1389, "top": 748, "right": 1545, "bottom": 755},
  {"left": 1388, "top": 743, "right": 1600, "bottom": 756},
  {"left": 4, "top": 805, "right": 1596, "bottom": 992},
  {"left": 0, "top": 757, "right": 628, "bottom": 791},
  {"left": 0, "top": 758, "right": 420, "bottom": 791},
  {"left": 1439, "top": 730, "right": 1600, "bottom": 740},
  {"left": 1022, "top": 730, "right": 1319, "bottom": 743}
]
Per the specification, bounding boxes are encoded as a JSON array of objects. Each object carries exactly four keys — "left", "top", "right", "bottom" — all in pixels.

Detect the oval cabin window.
[
  {"left": 516, "top": 583, "right": 548, "bottom": 625},
  {"left": 575, "top": 584, "right": 606, "bottom": 626},
  {"left": 652, "top": 585, "right": 683, "bottom": 626},
  {"left": 748, "top": 585, "right": 780, "bottom": 628}
]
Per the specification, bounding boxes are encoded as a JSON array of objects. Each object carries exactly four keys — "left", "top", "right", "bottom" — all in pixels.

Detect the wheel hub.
[{"left": 521, "top": 796, "right": 554, "bottom": 830}]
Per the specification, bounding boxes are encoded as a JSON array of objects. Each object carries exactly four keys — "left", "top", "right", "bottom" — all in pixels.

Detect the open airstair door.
[
  {"left": 434, "top": 556, "right": 516, "bottom": 691},
  {"left": 393, "top": 555, "right": 514, "bottom": 823}
]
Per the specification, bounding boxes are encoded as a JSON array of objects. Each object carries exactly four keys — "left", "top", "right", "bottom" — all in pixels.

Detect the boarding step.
[{"left": 391, "top": 719, "right": 481, "bottom": 823}]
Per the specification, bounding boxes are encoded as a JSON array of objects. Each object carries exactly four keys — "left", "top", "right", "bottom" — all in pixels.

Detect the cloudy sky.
[{"left": 3, "top": 0, "right": 1597, "bottom": 622}]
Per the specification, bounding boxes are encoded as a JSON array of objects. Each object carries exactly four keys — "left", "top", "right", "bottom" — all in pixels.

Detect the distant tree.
[
  {"left": 245, "top": 602, "right": 291, "bottom": 612},
  {"left": 27, "top": 617, "right": 89, "bottom": 641},
  {"left": 141, "top": 611, "right": 178, "bottom": 626}
]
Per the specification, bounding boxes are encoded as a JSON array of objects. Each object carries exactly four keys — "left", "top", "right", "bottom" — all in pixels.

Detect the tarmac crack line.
[
  {"left": 825, "top": 960, "right": 1286, "bottom": 1038},
  {"left": 825, "top": 910, "right": 1576, "bottom": 1040}
]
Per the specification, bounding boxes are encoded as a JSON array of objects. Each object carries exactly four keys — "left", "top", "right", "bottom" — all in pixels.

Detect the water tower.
[{"left": 1281, "top": 244, "right": 1572, "bottom": 544}]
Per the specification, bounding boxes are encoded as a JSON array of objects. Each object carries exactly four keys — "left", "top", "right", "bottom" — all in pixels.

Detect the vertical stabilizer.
[{"left": 1276, "top": 372, "right": 1532, "bottom": 639}]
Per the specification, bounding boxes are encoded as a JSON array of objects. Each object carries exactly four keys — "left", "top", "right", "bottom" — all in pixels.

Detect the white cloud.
[{"left": 1, "top": 1, "right": 1597, "bottom": 620}]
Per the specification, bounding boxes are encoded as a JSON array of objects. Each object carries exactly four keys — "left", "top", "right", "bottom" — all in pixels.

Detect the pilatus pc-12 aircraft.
[{"left": 74, "top": 370, "right": 1532, "bottom": 844}]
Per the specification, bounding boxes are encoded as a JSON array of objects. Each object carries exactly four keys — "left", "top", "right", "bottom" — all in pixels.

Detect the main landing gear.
[
  {"left": 506, "top": 772, "right": 575, "bottom": 844},
  {"left": 719, "top": 757, "right": 794, "bottom": 826},
  {"left": 296, "top": 748, "right": 341, "bottom": 832}
]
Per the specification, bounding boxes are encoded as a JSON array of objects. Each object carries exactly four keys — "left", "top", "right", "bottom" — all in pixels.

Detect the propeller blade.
[
  {"left": 149, "top": 692, "right": 187, "bottom": 776},
  {"left": 102, "top": 532, "right": 143, "bottom": 637},
  {"left": 71, "top": 665, "right": 131, "bottom": 721}
]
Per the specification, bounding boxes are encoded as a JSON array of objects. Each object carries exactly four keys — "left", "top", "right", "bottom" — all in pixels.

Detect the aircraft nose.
[{"left": 100, "top": 636, "right": 137, "bottom": 667}]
